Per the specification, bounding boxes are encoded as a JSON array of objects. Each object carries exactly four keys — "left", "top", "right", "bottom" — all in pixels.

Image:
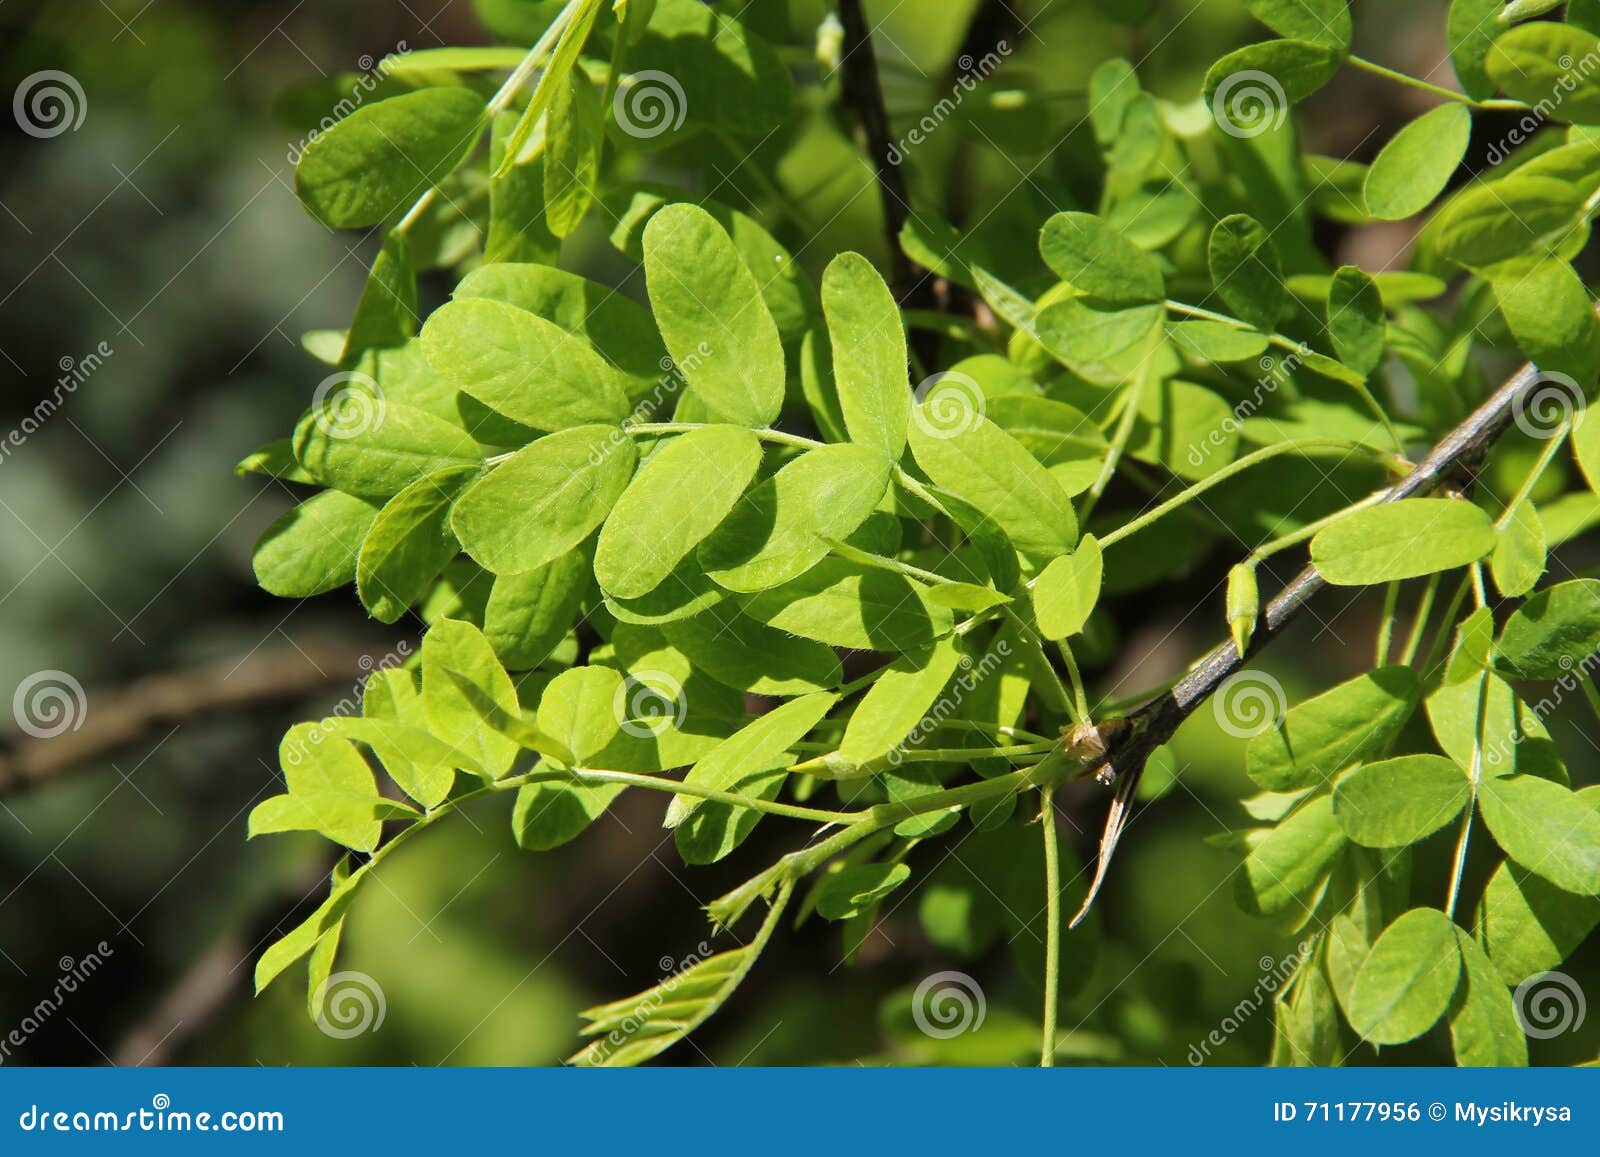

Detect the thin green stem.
[
  {"left": 826, "top": 538, "right": 955, "bottom": 586},
  {"left": 1040, "top": 787, "right": 1061, "bottom": 1069},
  {"left": 1079, "top": 351, "right": 1151, "bottom": 525},
  {"left": 1245, "top": 489, "right": 1390, "bottom": 567},
  {"left": 1375, "top": 582, "right": 1400, "bottom": 667},
  {"left": 1580, "top": 676, "right": 1600, "bottom": 733},
  {"left": 1420, "top": 574, "right": 1474, "bottom": 682},
  {"left": 1398, "top": 571, "right": 1441, "bottom": 668},
  {"left": 1096, "top": 440, "right": 1403, "bottom": 550},
  {"left": 1346, "top": 54, "right": 1529, "bottom": 111},
  {"left": 1445, "top": 671, "right": 1491, "bottom": 919},
  {"left": 1002, "top": 607, "right": 1079, "bottom": 722},
  {"left": 1058, "top": 641, "right": 1090, "bottom": 721},
  {"left": 566, "top": 766, "right": 857, "bottom": 824},
  {"left": 1496, "top": 419, "right": 1572, "bottom": 529}
]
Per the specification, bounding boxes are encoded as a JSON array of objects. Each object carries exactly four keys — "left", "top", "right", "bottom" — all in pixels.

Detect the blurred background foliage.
[{"left": 1, "top": 0, "right": 1597, "bottom": 1067}]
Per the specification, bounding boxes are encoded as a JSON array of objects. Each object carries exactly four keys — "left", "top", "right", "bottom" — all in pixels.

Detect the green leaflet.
[
  {"left": 1038, "top": 211, "right": 1165, "bottom": 306},
  {"left": 1237, "top": 793, "right": 1347, "bottom": 917},
  {"left": 514, "top": 666, "right": 627, "bottom": 851},
  {"left": 1492, "top": 260, "right": 1600, "bottom": 384},
  {"left": 253, "top": 489, "right": 380, "bottom": 598},
  {"left": 268, "top": 722, "right": 385, "bottom": 852},
  {"left": 1327, "top": 266, "right": 1385, "bottom": 376},
  {"left": 1243, "top": 0, "right": 1353, "bottom": 48},
  {"left": 1310, "top": 498, "right": 1496, "bottom": 584},
  {"left": 609, "top": 185, "right": 815, "bottom": 348},
  {"left": 836, "top": 637, "right": 964, "bottom": 768},
  {"left": 698, "top": 443, "right": 891, "bottom": 592},
  {"left": 737, "top": 558, "right": 950, "bottom": 652},
  {"left": 1207, "top": 215, "right": 1283, "bottom": 334},
  {"left": 1576, "top": 408, "right": 1600, "bottom": 497},
  {"left": 1169, "top": 320, "right": 1270, "bottom": 363},
  {"left": 1348, "top": 907, "right": 1462, "bottom": 1045},
  {"left": 1478, "top": 774, "right": 1600, "bottom": 894},
  {"left": 484, "top": 552, "right": 590, "bottom": 670},
  {"left": 985, "top": 396, "right": 1107, "bottom": 496},
  {"left": 1362, "top": 104, "right": 1472, "bottom": 221},
  {"left": 621, "top": 0, "right": 793, "bottom": 142},
  {"left": 908, "top": 412, "right": 1078, "bottom": 558},
  {"left": 814, "top": 863, "right": 912, "bottom": 921},
  {"left": 1492, "top": 500, "right": 1547, "bottom": 599},
  {"left": 1246, "top": 666, "right": 1420, "bottom": 791},
  {"left": 255, "top": 866, "right": 365, "bottom": 992},
  {"left": 594, "top": 426, "right": 763, "bottom": 599},
  {"left": 342, "top": 232, "right": 418, "bottom": 363},
  {"left": 643, "top": 203, "right": 785, "bottom": 427},
  {"left": 669, "top": 693, "right": 838, "bottom": 864},
  {"left": 663, "top": 607, "right": 841, "bottom": 695},
  {"left": 1432, "top": 176, "right": 1585, "bottom": 272},
  {"left": 1031, "top": 536, "right": 1102, "bottom": 640},
  {"left": 495, "top": 0, "right": 602, "bottom": 177},
  {"left": 1488, "top": 22, "right": 1600, "bottom": 123},
  {"left": 1449, "top": 928, "right": 1529, "bottom": 1067},
  {"left": 485, "top": 110, "right": 559, "bottom": 265},
  {"left": 1034, "top": 299, "right": 1165, "bottom": 387},
  {"left": 1203, "top": 39, "right": 1344, "bottom": 127},
  {"left": 293, "top": 401, "right": 483, "bottom": 500},
  {"left": 421, "top": 618, "right": 523, "bottom": 778},
  {"left": 543, "top": 67, "right": 602, "bottom": 238},
  {"left": 356, "top": 465, "right": 479, "bottom": 623},
  {"left": 1448, "top": 0, "right": 1507, "bottom": 100},
  {"left": 453, "top": 263, "right": 668, "bottom": 403},
  {"left": 1494, "top": 578, "right": 1600, "bottom": 677},
  {"left": 294, "top": 87, "right": 486, "bottom": 228},
  {"left": 1332, "top": 755, "right": 1470, "bottom": 848},
  {"left": 1477, "top": 855, "right": 1600, "bottom": 985},
  {"left": 821, "top": 253, "right": 911, "bottom": 459},
  {"left": 420, "top": 297, "right": 633, "bottom": 432},
  {"left": 452, "top": 425, "right": 637, "bottom": 575}
]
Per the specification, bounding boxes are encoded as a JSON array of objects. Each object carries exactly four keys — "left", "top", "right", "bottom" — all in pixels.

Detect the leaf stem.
[
  {"left": 1375, "top": 581, "right": 1400, "bottom": 666},
  {"left": 1345, "top": 54, "right": 1528, "bottom": 111},
  {"left": 1040, "top": 786, "right": 1061, "bottom": 1068},
  {"left": 1096, "top": 440, "right": 1404, "bottom": 550},
  {"left": 1397, "top": 571, "right": 1441, "bottom": 667}
]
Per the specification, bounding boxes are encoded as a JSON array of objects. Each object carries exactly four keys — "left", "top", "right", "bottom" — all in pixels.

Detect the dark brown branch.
[
  {"left": 0, "top": 637, "right": 388, "bottom": 795},
  {"left": 837, "top": 0, "right": 927, "bottom": 308},
  {"left": 1069, "top": 356, "right": 1549, "bottom": 926}
]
